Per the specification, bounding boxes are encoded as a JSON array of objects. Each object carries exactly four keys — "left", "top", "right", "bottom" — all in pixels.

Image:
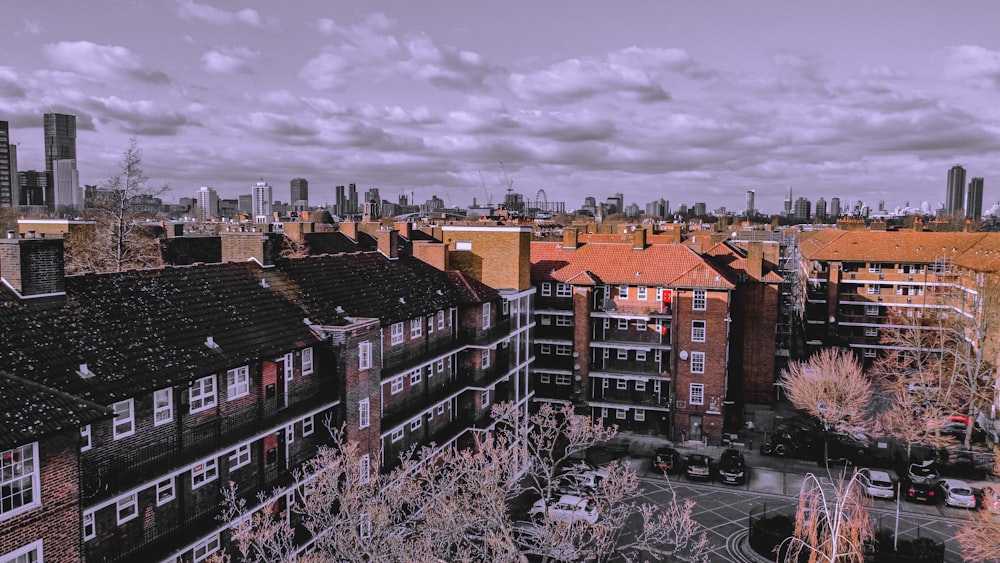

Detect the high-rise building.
[
  {"left": 238, "top": 194, "right": 252, "bottom": 214},
  {"left": 693, "top": 202, "right": 707, "bottom": 216},
  {"left": 52, "top": 158, "right": 79, "bottom": 210},
  {"left": 251, "top": 179, "right": 272, "bottom": 221},
  {"left": 783, "top": 187, "right": 793, "bottom": 216},
  {"left": 645, "top": 198, "right": 669, "bottom": 218},
  {"left": 815, "top": 197, "right": 827, "bottom": 221},
  {"left": 18, "top": 170, "right": 48, "bottom": 207},
  {"left": 0, "top": 121, "right": 15, "bottom": 207},
  {"left": 830, "top": 197, "right": 841, "bottom": 218},
  {"left": 335, "top": 185, "right": 346, "bottom": 215},
  {"left": 946, "top": 164, "right": 966, "bottom": 215},
  {"left": 44, "top": 113, "right": 76, "bottom": 174},
  {"left": 745, "top": 190, "right": 756, "bottom": 216},
  {"left": 348, "top": 183, "right": 358, "bottom": 215},
  {"left": 290, "top": 178, "right": 308, "bottom": 210},
  {"left": 793, "top": 197, "right": 811, "bottom": 221},
  {"left": 967, "top": 177, "right": 984, "bottom": 220},
  {"left": 196, "top": 186, "right": 219, "bottom": 219}
]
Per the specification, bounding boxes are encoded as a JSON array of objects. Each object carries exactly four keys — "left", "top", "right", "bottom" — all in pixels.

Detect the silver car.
[
  {"left": 936, "top": 478, "right": 976, "bottom": 509},
  {"left": 857, "top": 468, "right": 895, "bottom": 499}
]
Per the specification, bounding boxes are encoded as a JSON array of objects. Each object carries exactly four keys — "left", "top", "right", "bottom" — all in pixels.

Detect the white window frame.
[
  {"left": 692, "top": 289, "right": 707, "bottom": 310},
  {"left": 391, "top": 322, "right": 405, "bottom": 345},
  {"left": 359, "top": 398, "right": 370, "bottom": 429},
  {"left": 284, "top": 353, "right": 294, "bottom": 382},
  {"left": 156, "top": 477, "right": 175, "bottom": 506},
  {"left": 482, "top": 349, "right": 491, "bottom": 369},
  {"left": 437, "top": 404, "right": 445, "bottom": 415},
  {"left": 541, "top": 282, "right": 552, "bottom": 297},
  {"left": 482, "top": 302, "right": 491, "bottom": 329},
  {"left": 391, "top": 428, "right": 404, "bottom": 443},
  {"left": 303, "top": 415, "right": 315, "bottom": 436},
  {"left": 691, "top": 320, "right": 706, "bottom": 343},
  {"left": 635, "top": 380, "right": 647, "bottom": 391},
  {"left": 83, "top": 511, "right": 96, "bottom": 540},
  {"left": 617, "top": 318, "right": 629, "bottom": 330},
  {"left": 227, "top": 366, "right": 250, "bottom": 400},
  {"left": 540, "top": 344, "right": 551, "bottom": 355},
  {"left": 865, "top": 305, "right": 880, "bottom": 316},
  {"left": 617, "top": 349, "right": 628, "bottom": 360},
  {"left": 482, "top": 388, "right": 491, "bottom": 407},
  {"left": 541, "top": 315, "right": 551, "bottom": 326},
  {"left": 286, "top": 424, "right": 295, "bottom": 444},
  {"left": 618, "top": 285, "right": 629, "bottom": 299},
  {"left": 455, "top": 240, "right": 472, "bottom": 251},
  {"left": 637, "top": 286, "right": 648, "bottom": 300},
  {"left": 229, "top": 444, "right": 251, "bottom": 471},
  {"left": 438, "top": 310, "right": 445, "bottom": 329},
  {"left": 864, "top": 348, "right": 878, "bottom": 358},
  {"left": 691, "top": 352, "right": 706, "bottom": 374},
  {"left": 436, "top": 359, "right": 444, "bottom": 373},
  {"left": 359, "top": 341, "right": 372, "bottom": 370},
  {"left": 555, "top": 316, "right": 572, "bottom": 327},
  {"left": 615, "top": 408, "right": 627, "bottom": 420},
  {"left": 555, "top": 283, "right": 571, "bottom": 298},
  {"left": 359, "top": 512, "right": 372, "bottom": 539},
  {"left": 409, "top": 368, "right": 422, "bottom": 385},
  {"left": 193, "top": 535, "right": 220, "bottom": 563},
  {"left": 540, "top": 373, "right": 551, "bottom": 384},
  {"left": 635, "top": 409, "right": 646, "bottom": 422},
  {"left": 302, "top": 347, "right": 314, "bottom": 375},
  {"left": 2, "top": 540, "right": 43, "bottom": 563},
  {"left": 411, "top": 318, "right": 422, "bottom": 339},
  {"left": 189, "top": 375, "right": 217, "bottom": 414},
  {"left": 690, "top": 383, "right": 705, "bottom": 405},
  {"left": 154, "top": 387, "right": 173, "bottom": 426},
  {"left": 359, "top": 454, "right": 371, "bottom": 484},
  {"left": 555, "top": 374, "right": 571, "bottom": 385},
  {"left": 390, "top": 376, "right": 404, "bottom": 394},
  {"left": 81, "top": 424, "right": 92, "bottom": 452},
  {"left": 113, "top": 399, "right": 135, "bottom": 439},
  {"left": 411, "top": 418, "right": 422, "bottom": 431},
  {"left": 116, "top": 493, "right": 138, "bottom": 525},
  {"left": 1, "top": 443, "right": 40, "bottom": 518},
  {"left": 191, "top": 457, "right": 219, "bottom": 490},
  {"left": 428, "top": 315, "right": 435, "bottom": 334},
  {"left": 636, "top": 320, "right": 647, "bottom": 331},
  {"left": 865, "top": 327, "right": 878, "bottom": 337},
  {"left": 555, "top": 344, "right": 571, "bottom": 356},
  {"left": 869, "top": 263, "right": 882, "bottom": 273},
  {"left": 636, "top": 350, "right": 647, "bottom": 361},
  {"left": 617, "top": 379, "right": 628, "bottom": 390}
]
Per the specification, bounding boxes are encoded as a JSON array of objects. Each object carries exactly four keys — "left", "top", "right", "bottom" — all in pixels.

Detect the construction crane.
[
  {"left": 478, "top": 170, "right": 493, "bottom": 205},
  {"left": 500, "top": 161, "right": 514, "bottom": 194}
]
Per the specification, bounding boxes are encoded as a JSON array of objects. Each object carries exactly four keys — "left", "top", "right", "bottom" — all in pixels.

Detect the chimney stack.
[
  {"left": 0, "top": 236, "right": 66, "bottom": 298},
  {"left": 220, "top": 231, "right": 283, "bottom": 267},
  {"left": 412, "top": 240, "right": 448, "bottom": 271},
  {"left": 747, "top": 241, "right": 764, "bottom": 280},
  {"left": 632, "top": 228, "right": 646, "bottom": 251},
  {"left": 339, "top": 221, "right": 358, "bottom": 242},
  {"left": 393, "top": 221, "right": 412, "bottom": 240},
  {"left": 377, "top": 227, "right": 400, "bottom": 260},
  {"left": 562, "top": 228, "right": 578, "bottom": 250}
]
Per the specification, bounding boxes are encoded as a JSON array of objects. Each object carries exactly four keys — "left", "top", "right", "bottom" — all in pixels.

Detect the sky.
[{"left": 2, "top": 1, "right": 1000, "bottom": 215}]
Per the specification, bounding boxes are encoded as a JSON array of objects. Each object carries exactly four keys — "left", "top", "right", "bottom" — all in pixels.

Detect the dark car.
[
  {"left": 685, "top": 454, "right": 712, "bottom": 481},
  {"left": 651, "top": 447, "right": 681, "bottom": 476},
  {"left": 718, "top": 449, "right": 747, "bottom": 485},
  {"left": 906, "top": 460, "right": 940, "bottom": 485},
  {"left": 760, "top": 426, "right": 821, "bottom": 459},
  {"left": 901, "top": 477, "right": 937, "bottom": 503}
]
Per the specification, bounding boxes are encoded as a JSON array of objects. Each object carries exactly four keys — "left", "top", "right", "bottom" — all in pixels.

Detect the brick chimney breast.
[
  {"left": 0, "top": 236, "right": 66, "bottom": 298},
  {"left": 562, "top": 228, "right": 578, "bottom": 250},
  {"left": 747, "top": 241, "right": 764, "bottom": 280},
  {"left": 377, "top": 228, "right": 399, "bottom": 260}
]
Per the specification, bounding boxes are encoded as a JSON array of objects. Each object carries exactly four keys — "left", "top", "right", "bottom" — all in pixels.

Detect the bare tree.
[
  {"left": 956, "top": 446, "right": 1000, "bottom": 562},
  {"left": 782, "top": 472, "right": 874, "bottom": 563}
]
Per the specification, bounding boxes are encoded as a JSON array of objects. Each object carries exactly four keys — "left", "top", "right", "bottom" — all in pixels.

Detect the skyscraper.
[
  {"left": 44, "top": 113, "right": 76, "bottom": 174},
  {"left": 290, "top": 178, "right": 308, "bottom": 210},
  {"left": 348, "top": 183, "right": 358, "bottom": 215},
  {"left": 946, "top": 164, "right": 966, "bottom": 215},
  {"left": 783, "top": 187, "right": 793, "bottom": 216},
  {"left": 830, "top": 197, "right": 841, "bottom": 218},
  {"left": 52, "top": 159, "right": 79, "bottom": 210},
  {"left": 251, "top": 179, "right": 272, "bottom": 221},
  {"left": 745, "top": 189, "right": 755, "bottom": 216},
  {"left": 335, "top": 185, "right": 346, "bottom": 215},
  {"left": 793, "top": 197, "right": 811, "bottom": 221},
  {"left": 967, "top": 177, "right": 984, "bottom": 220},
  {"left": 0, "top": 121, "right": 14, "bottom": 207},
  {"left": 196, "top": 186, "right": 219, "bottom": 219},
  {"left": 815, "top": 197, "right": 827, "bottom": 221}
]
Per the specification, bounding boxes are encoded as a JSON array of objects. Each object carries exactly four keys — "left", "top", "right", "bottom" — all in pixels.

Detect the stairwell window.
[
  {"left": 690, "top": 383, "right": 704, "bottom": 405},
  {"left": 690, "top": 352, "right": 705, "bottom": 374},
  {"left": 302, "top": 347, "right": 314, "bottom": 375},
  {"left": 411, "top": 318, "right": 422, "bottom": 339},
  {"left": 483, "top": 302, "right": 491, "bottom": 329},
  {"left": 691, "top": 320, "right": 706, "bottom": 343},
  {"left": 154, "top": 387, "right": 173, "bottom": 426},
  {"left": 359, "top": 399, "right": 370, "bottom": 429},
  {"left": 541, "top": 282, "right": 552, "bottom": 296},
  {"left": 359, "top": 454, "right": 371, "bottom": 484},
  {"left": 359, "top": 341, "right": 372, "bottom": 370},
  {"left": 692, "top": 289, "right": 707, "bottom": 311},
  {"left": 81, "top": 424, "right": 92, "bottom": 452},
  {"left": 1, "top": 443, "right": 39, "bottom": 518},
  {"left": 116, "top": 493, "right": 138, "bottom": 524},
  {"left": 113, "top": 399, "right": 135, "bottom": 439},
  {"left": 189, "top": 376, "right": 217, "bottom": 414},
  {"left": 391, "top": 322, "right": 404, "bottom": 345}
]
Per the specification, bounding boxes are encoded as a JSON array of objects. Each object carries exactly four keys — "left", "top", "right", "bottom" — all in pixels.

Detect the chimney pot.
[
  {"left": 27, "top": 230, "right": 35, "bottom": 238},
  {"left": 6, "top": 230, "right": 13, "bottom": 239}
]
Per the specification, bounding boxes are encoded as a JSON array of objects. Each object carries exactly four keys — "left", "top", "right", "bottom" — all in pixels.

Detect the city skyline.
[{"left": 1, "top": 1, "right": 999, "bottom": 213}]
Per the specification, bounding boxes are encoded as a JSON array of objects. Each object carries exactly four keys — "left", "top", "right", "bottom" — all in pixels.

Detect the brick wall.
[
  {"left": 672, "top": 288, "right": 730, "bottom": 444},
  {"left": 441, "top": 227, "right": 532, "bottom": 291},
  {"left": 0, "top": 237, "right": 65, "bottom": 296}
]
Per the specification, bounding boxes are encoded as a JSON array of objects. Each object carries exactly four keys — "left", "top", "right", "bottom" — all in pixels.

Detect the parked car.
[
  {"left": 651, "top": 447, "right": 681, "bottom": 476},
  {"left": 856, "top": 468, "right": 895, "bottom": 500},
  {"left": 761, "top": 426, "right": 820, "bottom": 458},
  {"left": 936, "top": 478, "right": 977, "bottom": 509},
  {"left": 558, "top": 461, "right": 609, "bottom": 491},
  {"left": 529, "top": 494, "right": 599, "bottom": 524},
  {"left": 979, "top": 485, "right": 1000, "bottom": 514},
  {"left": 718, "top": 449, "right": 747, "bottom": 485},
  {"left": 685, "top": 454, "right": 712, "bottom": 481},
  {"left": 906, "top": 460, "right": 939, "bottom": 485},
  {"left": 901, "top": 477, "right": 937, "bottom": 503}
]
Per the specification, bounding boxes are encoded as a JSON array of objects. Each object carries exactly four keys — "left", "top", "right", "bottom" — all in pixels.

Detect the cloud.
[
  {"left": 177, "top": 1, "right": 262, "bottom": 27},
  {"left": 944, "top": 45, "right": 1000, "bottom": 89},
  {"left": 608, "top": 47, "right": 712, "bottom": 80},
  {"left": 21, "top": 19, "right": 41, "bottom": 35},
  {"left": 402, "top": 33, "right": 494, "bottom": 90},
  {"left": 201, "top": 46, "right": 258, "bottom": 74},
  {"left": 84, "top": 96, "right": 194, "bottom": 136},
  {"left": 0, "top": 66, "right": 27, "bottom": 99},
  {"left": 301, "top": 13, "right": 401, "bottom": 89},
  {"left": 509, "top": 57, "right": 670, "bottom": 104},
  {"left": 43, "top": 41, "right": 169, "bottom": 84}
]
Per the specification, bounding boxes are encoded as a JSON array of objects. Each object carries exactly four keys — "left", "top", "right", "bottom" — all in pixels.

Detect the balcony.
[
  {"left": 593, "top": 327, "right": 668, "bottom": 346},
  {"left": 596, "top": 298, "right": 667, "bottom": 316},
  {"left": 592, "top": 388, "right": 670, "bottom": 409},
  {"left": 534, "top": 324, "right": 574, "bottom": 340},
  {"left": 383, "top": 333, "right": 463, "bottom": 375},
  {"left": 80, "top": 384, "right": 339, "bottom": 504},
  {"left": 459, "top": 317, "right": 513, "bottom": 347},
  {"left": 591, "top": 358, "right": 665, "bottom": 377}
]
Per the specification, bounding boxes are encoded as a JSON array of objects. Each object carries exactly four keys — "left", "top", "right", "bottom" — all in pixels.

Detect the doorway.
[{"left": 688, "top": 415, "right": 703, "bottom": 442}]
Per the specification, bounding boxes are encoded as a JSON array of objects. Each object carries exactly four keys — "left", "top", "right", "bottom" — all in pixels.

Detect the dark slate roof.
[
  {"left": 304, "top": 231, "right": 377, "bottom": 255},
  {"left": 444, "top": 271, "right": 499, "bottom": 305},
  {"left": 0, "top": 371, "right": 112, "bottom": 449},
  {"left": 0, "top": 262, "right": 318, "bottom": 404},
  {"left": 270, "top": 253, "right": 495, "bottom": 326}
]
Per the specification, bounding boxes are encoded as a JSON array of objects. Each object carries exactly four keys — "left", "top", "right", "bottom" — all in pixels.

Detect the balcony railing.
[
  {"left": 382, "top": 333, "right": 462, "bottom": 375},
  {"left": 592, "top": 389, "right": 670, "bottom": 408},
  {"left": 459, "top": 317, "right": 513, "bottom": 346}
]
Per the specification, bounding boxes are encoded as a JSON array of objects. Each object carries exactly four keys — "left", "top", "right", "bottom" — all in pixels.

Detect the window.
[
  {"left": 359, "top": 341, "right": 372, "bottom": 370},
  {"left": 541, "top": 282, "right": 552, "bottom": 296},
  {"left": 284, "top": 353, "right": 294, "bottom": 382},
  {"left": 869, "top": 263, "right": 882, "bottom": 273},
  {"left": 541, "top": 315, "right": 551, "bottom": 326},
  {"left": 617, "top": 379, "right": 628, "bottom": 390},
  {"left": 359, "top": 398, "right": 370, "bottom": 429},
  {"left": 359, "top": 454, "right": 371, "bottom": 484},
  {"left": 691, "top": 352, "right": 705, "bottom": 374},
  {"left": 555, "top": 316, "right": 572, "bottom": 327},
  {"left": 482, "top": 302, "right": 491, "bottom": 329},
  {"left": 617, "top": 349, "right": 628, "bottom": 360},
  {"left": 867, "top": 285, "right": 880, "bottom": 294},
  {"left": 359, "top": 512, "right": 372, "bottom": 539},
  {"left": 617, "top": 318, "right": 629, "bottom": 330},
  {"left": 227, "top": 366, "right": 250, "bottom": 400},
  {"left": 636, "top": 350, "right": 647, "bottom": 361},
  {"left": 481, "top": 349, "right": 491, "bottom": 369},
  {"left": 410, "top": 318, "right": 422, "bottom": 339},
  {"left": 80, "top": 425, "right": 92, "bottom": 452},
  {"left": 83, "top": 511, "right": 96, "bottom": 540},
  {"left": 3, "top": 540, "right": 43, "bottom": 563},
  {"left": 113, "top": 399, "right": 135, "bottom": 439},
  {"left": 428, "top": 315, "right": 435, "bottom": 333},
  {"left": 635, "top": 409, "right": 646, "bottom": 422},
  {"left": 865, "top": 305, "right": 880, "bottom": 316},
  {"left": 391, "top": 322, "right": 404, "bottom": 345},
  {"left": 540, "top": 373, "right": 551, "bottom": 384},
  {"left": 603, "top": 348, "right": 610, "bottom": 359},
  {"left": 691, "top": 320, "right": 706, "bottom": 342},
  {"left": 230, "top": 445, "right": 251, "bottom": 471},
  {"left": 555, "top": 344, "right": 571, "bottom": 356},
  {"left": 286, "top": 424, "right": 295, "bottom": 444},
  {"left": 692, "top": 289, "right": 707, "bottom": 310},
  {"left": 1, "top": 443, "right": 39, "bottom": 518},
  {"left": 603, "top": 319, "right": 610, "bottom": 330},
  {"left": 555, "top": 283, "right": 571, "bottom": 297},
  {"left": 411, "top": 418, "right": 422, "bottom": 431},
  {"left": 117, "top": 493, "right": 138, "bottom": 524},
  {"left": 302, "top": 347, "right": 314, "bottom": 375},
  {"left": 635, "top": 380, "right": 646, "bottom": 391},
  {"left": 483, "top": 388, "right": 491, "bottom": 407},
  {"left": 637, "top": 286, "right": 648, "bottom": 300},
  {"left": 864, "top": 349, "right": 878, "bottom": 358},
  {"left": 615, "top": 409, "right": 627, "bottom": 420},
  {"left": 865, "top": 327, "right": 878, "bottom": 337},
  {"left": 555, "top": 374, "right": 571, "bottom": 386},
  {"left": 154, "top": 388, "right": 172, "bottom": 426},
  {"left": 409, "top": 369, "right": 422, "bottom": 385},
  {"left": 690, "top": 383, "right": 704, "bottom": 405},
  {"left": 192, "top": 458, "right": 219, "bottom": 489},
  {"left": 503, "top": 300, "right": 510, "bottom": 315},
  {"left": 455, "top": 241, "right": 472, "bottom": 251},
  {"left": 540, "top": 344, "right": 551, "bottom": 355},
  {"left": 636, "top": 320, "right": 647, "bottom": 331},
  {"left": 189, "top": 375, "right": 217, "bottom": 413},
  {"left": 618, "top": 285, "right": 629, "bottom": 299},
  {"left": 391, "top": 428, "right": 404, "bottom": 443},
  {"left": 436, "top": 359, "right": 444, "bottom": 373},
  {"left": 390, "top": 377, "right": 404, "bottom": 394},
  {"left": 156, "top": 478, "right": 174, "bottom": 506},
  {"left": 437, "top": 404, "right": 445, "bottom": 415},
  {"left": 193, "top": 535, "right": 220, "bottom": 563},
  {"left": 303, "top": 416, "right": 314, "bottom": 436},
  {"left": 438, "top": 310, "right": 445, "bottom": 329}
]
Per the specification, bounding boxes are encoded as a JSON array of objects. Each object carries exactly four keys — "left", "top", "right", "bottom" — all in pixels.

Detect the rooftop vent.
[
  {"left": 205, "top": 336, "right": 220, "bottom": 349},
  {"left": 78, "top": 363, "right": 94, "bottom": 379}
]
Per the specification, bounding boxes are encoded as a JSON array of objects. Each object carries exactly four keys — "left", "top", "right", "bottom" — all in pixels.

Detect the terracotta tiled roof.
[
  {"left": 799, "top": 228, "right": 999, "bottom": 266},
  {"left": 0, "top": 371, "right": 112, "bottom": 449},
  {"left": 703, "top": 241, "right": 783, "bottom": 283},
  {"left": 954, "top": 236, "right": 1000, "bottom": 273},
  {"left": 531, "top": 241, "right": 734, "bottom": 289}
]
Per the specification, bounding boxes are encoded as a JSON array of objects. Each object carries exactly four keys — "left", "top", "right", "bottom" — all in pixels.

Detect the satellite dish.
[{"left": 679, "top": 350, "right": 689, "bottom": 360}]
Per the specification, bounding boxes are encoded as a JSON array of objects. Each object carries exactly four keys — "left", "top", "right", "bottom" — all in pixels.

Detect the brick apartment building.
[
  {"left": 530, "top": 226, "right": 781, "bottom": 445},
  {"left": 0, "top": 224, "right": 534, "bottom": 562}
]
